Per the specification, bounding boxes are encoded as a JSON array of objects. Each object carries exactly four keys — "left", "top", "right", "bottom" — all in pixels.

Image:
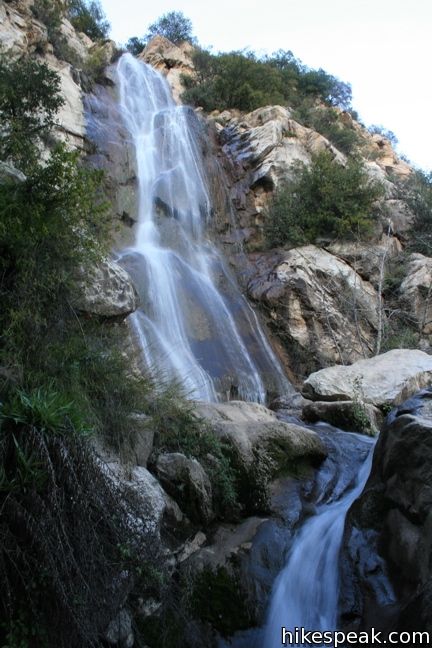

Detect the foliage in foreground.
[
  {"left": 264, "top": 151, "right": 384, "bottom": 248},
  {"left": 0, "top": 386, "right": 162, "bottom": 648}
]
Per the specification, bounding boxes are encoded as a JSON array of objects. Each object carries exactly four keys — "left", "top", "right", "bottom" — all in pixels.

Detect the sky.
[{"left": 100, "top": 0, "right": 432, "bottom": 171}]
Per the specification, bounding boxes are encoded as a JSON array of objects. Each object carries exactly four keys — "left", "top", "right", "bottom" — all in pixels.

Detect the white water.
[
  {"left": 263, "top": 432, "right": 375, "bottom": 647},
  {"left": 116, "top": 54, "right": 290, "bottom": 402}
]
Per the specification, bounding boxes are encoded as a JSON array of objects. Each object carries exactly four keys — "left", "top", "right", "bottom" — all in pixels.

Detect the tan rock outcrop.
[
  {"left": 326, "top": 236, "right": 402, "bottom": 287},
  {"left": 248, "top": 245, "right": 380, "bottom": 369},
  {"left": 140, "top": 35, "right": 195, "bottom": 103},
  {"left": 221, "top": 106, "right": 345, "bottom": 193},
  {"left": 400, "top": 253, "right": 432, "bottom": 334}
]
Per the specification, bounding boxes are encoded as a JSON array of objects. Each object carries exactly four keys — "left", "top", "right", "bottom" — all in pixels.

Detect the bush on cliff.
[
  {"left": 264, "top": 151, "right": 384, "bottom": 247},
  {"left": 182, "top": 47, "right": 352, "bottom": 113},
  {"left": 402, "top": 169, "right": 432, "bottom": 255},
  {"left": 67, "top": 0, "right": 110, "bottom": 40},
  {"left": 0, "top": 55, "right": 63, "bottom": 170}
]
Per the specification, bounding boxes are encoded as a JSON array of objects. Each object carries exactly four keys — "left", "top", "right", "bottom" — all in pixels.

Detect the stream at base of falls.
[{"left": 220, "top": 423, "right": 376, "bottom": 648}]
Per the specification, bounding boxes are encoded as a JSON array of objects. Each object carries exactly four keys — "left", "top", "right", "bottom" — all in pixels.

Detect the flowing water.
[
  {"left": 220, "top": 427, "right": 376, "bottom": 648},
  {"left": 263, "top": 429, "right": 375, "bottom": 647},
  {"left": 114, "top": 54, "right": 290, "bottom": 402}
]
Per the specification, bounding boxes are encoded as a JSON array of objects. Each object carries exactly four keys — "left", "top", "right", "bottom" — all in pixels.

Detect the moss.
[{"left": 190, "top": 566, "right": 254, "bottom": 637}]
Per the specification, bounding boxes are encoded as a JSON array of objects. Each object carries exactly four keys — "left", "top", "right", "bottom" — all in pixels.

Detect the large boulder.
[
  {"left": 155, "top": 453, "right": 213, "bottom": 525},
  {"left": 303, "top": 349, "right": 432, "bottom": 407},
  {"left": 400, "top": 253, "right": 432, "bottom": 335},
  {"left": 247, "top": 245, "right": 380, "bottom": 372},
  {"left": 74, "top": 259, "right": 139, "bottom": 319},
  {"left": 302, "top": 400, "right": 383, "bottom": 436},
  {"left": 195, "top": 401, "right": 326, "bottom": 513},
  {"left": 340, "top": 389, "right": 432, "bottom": 633}
]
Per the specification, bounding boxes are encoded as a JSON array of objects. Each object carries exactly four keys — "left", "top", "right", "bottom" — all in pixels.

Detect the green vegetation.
[
  {"left": 126, "top": 10, "right": 194, "bottom": 55},
  {"left": 0, "top": 385, "right": 162, "bottom": 648},
  {"left": 294, "top": 104, "right": 361, "bottom": 155},
  {"left": 0, "top": 51, "right": 244, "bottom": 646},
  {"left": 0, "top": 52, "right": 164, "bottom": 648},
  {"left": 68, "top": 0, "right": 110, "bottom": 40},
  {"left": 0, "top": 56, "right": 63, "bottom": 170},
  {"left": 402, "top": 169, "right": 432, "bottom": 255},
  {"left": 32, "top": 0, "right": 110, "bottom": 66},
  {"left": 182, "top": 47, "right": 352, "bottom": 113},
  {"left": 150, "top": 389, "right": 237, "bottom": 516},
  {"left": 264, "top": 151, "right": 384, "bottom": 248},
  {"left": 369, "top": 124, "right": 398, "bottom": 147},
  {"left": 146, "top": 10, "right": 194, "bottom": 45},
  {"left": 190, "top": 566, "right": 253, "bottom": 637},
  {"left": 126, "top": 35, "right": 147, "bottom": 56}
]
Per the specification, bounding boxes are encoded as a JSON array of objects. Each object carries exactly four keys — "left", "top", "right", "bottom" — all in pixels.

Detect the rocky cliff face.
[{"left": 132, "top": 37, "right": 431, "bottom": 384}]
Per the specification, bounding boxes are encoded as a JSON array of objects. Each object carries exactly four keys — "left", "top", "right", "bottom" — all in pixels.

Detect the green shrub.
[
  {"left": 0, "top": 386, "right": 162, "bottom": 648},
  {"left": 182, "top": 48, "right": 352, "bottom": 114},
  {"left": 0, "top": 55, "right": 63, "bottom": 170},
  {"left": 145, "top": 10, "right": 194, "bottom": 45},
  {"left": 150, "top": 383, "right": 238, "bottom": 517},
  {"left": 294, "top": 105, "right": 361, "bottom": 155},
  {"left": 0, "top": 145, "right": 108, "bottom": 360},
  {"left": 67, "top": 0, "right": 110, "bottom": 40},
  {"left": 402, "top": 170, "right": 432, "bottom": 255},
  {"left": 126, "top": 36, "right": 146, "bottom": 56},
  {"left": 264, "top": 151, "right": 384, "bottom": 248}
]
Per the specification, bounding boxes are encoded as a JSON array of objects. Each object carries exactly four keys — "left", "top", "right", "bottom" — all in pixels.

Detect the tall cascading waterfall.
[{"left": 115, "top": 53, "right": 290, "bottom": 402}]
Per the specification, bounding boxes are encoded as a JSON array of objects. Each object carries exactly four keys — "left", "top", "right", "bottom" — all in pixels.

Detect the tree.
[
  {"left": 369, "top": 124, "right": 398, "bottom": 147},
  {"left": 264, "top": 151, "right": 384, "bottom": 247},
  {"left": 67, "top": 0, "right": 110, "bottom": 40},
  {"left": 126, "top": 35, "right": 146, "bottom": 55},
  {"left": 146, "top": 10, "right": 194, "bottom": 45},
  {"left": 0, "top": 56, "right": 64, "bottom": 170}
]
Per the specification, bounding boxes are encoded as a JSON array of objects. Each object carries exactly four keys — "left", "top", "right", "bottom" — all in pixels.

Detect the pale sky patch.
[{"left": 100, "top": 0, "right": 432, "bottom": 171}]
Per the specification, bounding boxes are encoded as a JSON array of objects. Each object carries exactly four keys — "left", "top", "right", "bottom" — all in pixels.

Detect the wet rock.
[
  {"left": 303, "top": 349, "right": 432, "bottom": 407},
  {"left": 74, "top": 259, "right": 139, "bottom": 320},
  {"left": 340, "top": 389, "right": 432, "bottom": 633},
  {"left": 302, "top": 400, "right": 383, "bottom": 436},
  {"left": 155, "top": 453, "right": 214, "bottom": 525}
]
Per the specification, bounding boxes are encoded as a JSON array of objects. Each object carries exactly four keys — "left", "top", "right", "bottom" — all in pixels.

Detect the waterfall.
[
  {"left": 263, "top": 430, "right": 375, "bottom": 647},
  {"left": 115, "top": 54, "right": 290, "bottom": 402}
]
